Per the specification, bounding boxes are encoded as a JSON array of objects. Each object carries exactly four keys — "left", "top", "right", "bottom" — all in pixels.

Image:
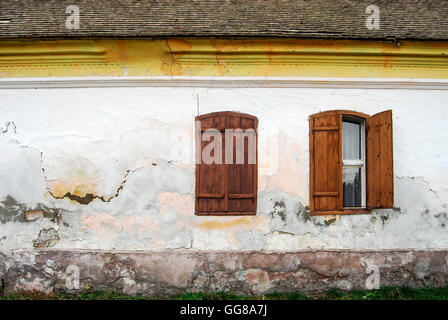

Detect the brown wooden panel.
[
  {"left": 313, "top": 192, "right": 339, "bottom": 197},
  {"left": 199, "top": 116, "right": 214, "bottom": 130},
  {"left": 198, "top": 193, "right": 225, "bottom": 198},
  {"left": 241, "top": 117, "right": 256, "bottom": 212},
  {"left": 366, "top": 110, "right": 394, "bottom": 209},
  {"left": 197, "top": 114, "right": 226, "bottom": 212},
  {"left": 197, "top": 163, "right": 226, "bottom": 212},
  {"left": 228, "top": 115, "right": 256, "bottom": 213},
  {"left": 310, "top": 113, "right": 342, "bottom": 213},
  {"left": 228, "top": 114, "right": 242, "bottom": 212},
  {"left": 313, "top": 126, "right": 339, "bottom": 131},
  {"left": 229, "top": 194, "right": 255, "bottom": 199},
  {"left": 196, "top": 112, "right": 257, "bottom": 215}
]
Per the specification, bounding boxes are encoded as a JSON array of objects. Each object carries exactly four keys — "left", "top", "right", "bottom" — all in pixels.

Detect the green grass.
[{"left": 1, "top": 286, "right": 448, "bottom": 300}]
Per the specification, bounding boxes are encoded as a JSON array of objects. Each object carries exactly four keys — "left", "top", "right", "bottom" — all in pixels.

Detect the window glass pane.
[
  {"left": 343, "top": 121, "right": 361, "bottom": 160},
  {"left": 343, "top": 167, "right": 362, "bottom": 207}
]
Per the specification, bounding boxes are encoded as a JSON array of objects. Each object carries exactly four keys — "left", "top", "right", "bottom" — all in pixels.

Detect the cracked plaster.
[{"left": 0, "top": 87, "right": 447, "bottom": 251}]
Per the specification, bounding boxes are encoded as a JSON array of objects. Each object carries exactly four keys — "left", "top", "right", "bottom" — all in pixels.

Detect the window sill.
[{"left": 311, "top": 209, "right": 370, "bottom": 216}]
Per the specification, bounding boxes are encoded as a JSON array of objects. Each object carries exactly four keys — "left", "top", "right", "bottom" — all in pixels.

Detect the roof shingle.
[{"left": 0, "top": 0, "right": 447, "bottom": 40}]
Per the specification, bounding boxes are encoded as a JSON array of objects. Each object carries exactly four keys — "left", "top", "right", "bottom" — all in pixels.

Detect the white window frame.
[{"left": 342, "top": 116, "right": 366, "bottom": 208}]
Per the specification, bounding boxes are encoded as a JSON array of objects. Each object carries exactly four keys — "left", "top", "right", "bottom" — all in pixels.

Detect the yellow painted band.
[{"left": 1, "top": 38, "right": 447, "bottom": 78}]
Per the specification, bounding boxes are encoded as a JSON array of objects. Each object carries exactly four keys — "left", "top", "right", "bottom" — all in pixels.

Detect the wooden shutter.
[
  {"left": 196, "top": 113, "right": 227, "bottom": 214},
  {"left": 196, "top": 112, "right": 257, "bottom": 215},
  {"left": 366, "top": 110, "right": 394, "bottom": 209},
  {"left": 309, "top": 112, "right": 342, "bottom": 213}
]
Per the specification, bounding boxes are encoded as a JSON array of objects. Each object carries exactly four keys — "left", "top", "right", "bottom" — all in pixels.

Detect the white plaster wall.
[{"left": 0, "top": 84, "right": 447, "bottom": 250}]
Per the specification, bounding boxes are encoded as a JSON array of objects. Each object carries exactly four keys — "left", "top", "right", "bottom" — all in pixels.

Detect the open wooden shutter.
[
  {"left": 309, "top": 112, "right": 343, "bottom": 213},
  {"left": 196, "top": 112, "right": 257, "bottom": 215},
  {"left": 366, "top": 110, "right": 394, "bottom": 209}
]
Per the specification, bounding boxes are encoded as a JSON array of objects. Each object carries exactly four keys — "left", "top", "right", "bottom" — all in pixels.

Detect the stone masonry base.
[{"left": 1, "top": 250, "right": 447, "bottom": 296}]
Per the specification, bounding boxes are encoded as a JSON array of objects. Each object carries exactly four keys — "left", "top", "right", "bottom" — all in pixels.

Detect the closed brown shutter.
[
  {"left": 196, "top": 113, "right": 227, "bottom": 214},
  {"left": 196, "top": 112, "right": 257, "bottom": 215},
  {"left": 309, "top": 112, "right": 343, "bottom": 213},
  {"left": 366, "top": 110, "right": 394, "bottom": 209}
]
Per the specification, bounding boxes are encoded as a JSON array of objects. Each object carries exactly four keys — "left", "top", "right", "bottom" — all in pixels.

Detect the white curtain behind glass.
[{"left": 342, "top": 121, "right": 360, "bottom": 160}]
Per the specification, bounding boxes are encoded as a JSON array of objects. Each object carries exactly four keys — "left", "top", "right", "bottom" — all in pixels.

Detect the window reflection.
[{"left": 343, "top": 167, "right": 361, "bottom": 207}]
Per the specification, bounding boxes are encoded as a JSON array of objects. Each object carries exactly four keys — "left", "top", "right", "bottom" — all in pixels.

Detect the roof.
[{"left": 0, "top": 0, "right": 447, "bottom": 40}]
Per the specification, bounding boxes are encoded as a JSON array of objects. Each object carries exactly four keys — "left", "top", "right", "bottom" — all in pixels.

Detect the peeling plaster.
[
  {"left": 33, "top": 228, "right": 60, "bottom": 248},
  {"left": 0, "top": 87, "right": 447, "bottom": 251},
  {"left": 47, "top": 168, "right": 142, "bottom": 205}
]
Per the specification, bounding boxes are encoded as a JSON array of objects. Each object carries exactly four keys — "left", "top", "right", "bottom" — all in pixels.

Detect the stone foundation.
[{"left": 1, "top": 250, "right": 447, "bottom": 296}]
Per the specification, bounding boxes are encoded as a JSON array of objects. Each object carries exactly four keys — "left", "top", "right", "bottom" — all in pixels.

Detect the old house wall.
[
  {"left": 0, "top": 85, "right": 447, "bottom": 251},
  {"left": 0, "top": 38, "right": 447, "bottom": 294}
]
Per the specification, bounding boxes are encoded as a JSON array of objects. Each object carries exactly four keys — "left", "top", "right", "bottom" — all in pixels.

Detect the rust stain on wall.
[
  {"left": 48, "top": 177, "right": 99, "bottom": 204},
  {"left": 49, "top": 176, "right": 98, "bottom": 198},
  {"left": 195, "top": 216, "right": 268, "bottom": 230}
]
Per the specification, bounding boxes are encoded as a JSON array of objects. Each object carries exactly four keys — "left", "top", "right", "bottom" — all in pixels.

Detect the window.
[
  {"left": 309, "top": 110, "right": 393, "bottom": 215},
  {"left": 195, "top": 112, "right": 258, "bottom": 215},
  {"left": 342, "top": 117, "right": 365, "bottom": 208}
]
